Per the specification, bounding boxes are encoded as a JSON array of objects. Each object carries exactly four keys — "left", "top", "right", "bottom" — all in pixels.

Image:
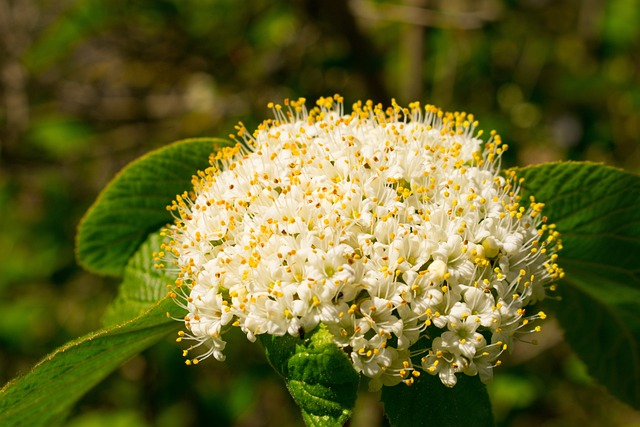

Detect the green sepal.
[{"left": 261, "top": 325, "right": 360, "bottom": 427}]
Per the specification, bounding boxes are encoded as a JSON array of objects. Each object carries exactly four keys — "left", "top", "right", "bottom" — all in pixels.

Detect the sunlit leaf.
[
  {"left": 76, "top": 137, "right": 229, "bottom": 277},
  {"left": 517, "top": 161, "right": 640, "bottom": 409},
  {"left": 102, "top": 231, "right": 173, "bottom": 327},
  {"left": 0, "top": 297, "right": 183, "bottom": 427}
]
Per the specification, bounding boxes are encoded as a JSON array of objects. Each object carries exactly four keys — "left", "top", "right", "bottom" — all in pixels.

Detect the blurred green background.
[{"left": 1, "top": 0, "right": 639, "bottom": 426}]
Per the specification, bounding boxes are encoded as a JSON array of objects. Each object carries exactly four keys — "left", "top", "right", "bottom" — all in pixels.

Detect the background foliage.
[{"left": 1, "top": 0, "right": 639, "bottom": 425}]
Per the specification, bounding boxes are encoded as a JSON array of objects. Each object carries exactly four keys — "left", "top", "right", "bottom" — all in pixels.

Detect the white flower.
[
  {"left": 420, "top": 337, "right": 468, "bottom": 387},
  {"left": 164, "top": 95, "right": 563, "bottom": 388},
  {"left": 350, "top": 334, "right": 395, "bottom": 379},
  {"left": 465, "top": 340, "right": 506, "bottom": 383},
  {"left": 440, "top": 315, "right": 485, "bottom": 359}
]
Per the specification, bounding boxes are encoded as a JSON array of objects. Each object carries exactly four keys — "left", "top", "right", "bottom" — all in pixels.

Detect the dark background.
[{"left": 1, "top": 0, "right": 639, "bottom": 425}]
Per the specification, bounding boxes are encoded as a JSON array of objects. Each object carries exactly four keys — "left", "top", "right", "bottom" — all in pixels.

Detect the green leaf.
[
  {"left": 517, "top": 161, "right": 640, "bottom": 409},
  {"left": 381, "top": 374, "right": 494, "bottom": 427},
  {"left": 103, "top": 231, "right": 174, "bottom": 327},
  {"left": 0, "top": 297, "right": 183, "bottom": 427},
  {"left": 261, "top": 325, "right": 360, "bottom": 427},
  {"left": 76, "top": 137, "right": 230, "bottom": 277}
]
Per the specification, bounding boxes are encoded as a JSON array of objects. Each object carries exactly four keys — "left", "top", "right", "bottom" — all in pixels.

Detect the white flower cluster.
[{"left": 162, "top": 95, "right": 563, "bottom": 389}]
